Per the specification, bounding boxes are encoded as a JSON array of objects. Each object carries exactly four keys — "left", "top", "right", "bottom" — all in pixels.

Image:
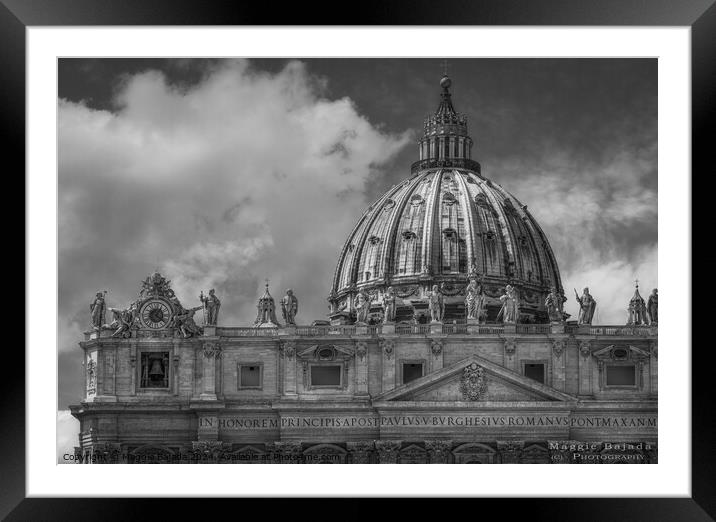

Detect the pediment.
[
  {"left": 297, "top": 344, "right": 354, "bottom": 361},
  {"left": 592, "top": 344, "right": 650, "bottom": 361},
  {"left": 374, "top": 355, "right": 576, "bottom": 403}
]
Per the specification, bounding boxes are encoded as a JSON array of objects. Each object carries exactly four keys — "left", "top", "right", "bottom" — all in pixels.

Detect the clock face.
[{"left": 140, "top": 299, "right": 173, "bottom": 329}]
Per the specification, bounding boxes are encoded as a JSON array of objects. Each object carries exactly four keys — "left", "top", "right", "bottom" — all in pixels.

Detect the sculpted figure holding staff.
[{"left": 574, "top": 287, "right": 596, "bottom": 325}]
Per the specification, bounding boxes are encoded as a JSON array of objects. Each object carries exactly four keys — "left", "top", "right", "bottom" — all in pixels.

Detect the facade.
[{"left": 70, "top": 75, "right": 658, "bottom": 464}]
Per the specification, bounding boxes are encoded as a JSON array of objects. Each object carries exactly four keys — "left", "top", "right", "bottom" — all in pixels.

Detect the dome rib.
[{"left": 380, "top": 171, "right": 431, "bottom": 281}]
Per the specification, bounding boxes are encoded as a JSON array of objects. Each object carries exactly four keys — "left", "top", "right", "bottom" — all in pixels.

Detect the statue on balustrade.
[
  {"left": 498, "top": 285, "right": 520, "bottom": 324},
  {"left": 281, "top": 289, "right": 299, "bottom": 325},
  {"left": 382, "top": 286, "right": 396, "bottom": 324},
  {"left": 354, "top": 291, "right": 372, "bottom": 324},
  {"left": 545, "top": 287, "right": 567, "bottom": 323},
  {"left": 574, "top": 287, "right": 596, "bottom": 325},
  {"left": 428, "top": 284, "right": 445, "bottom": 323},
  {"left": 647, "top": 288, "right": 658, "bottom": 325},
  {"left": 465, "top": 277, "right": 486, "bottom": 323},
  {"left": 199, "top": 289, "right": 221, "bottom": 326},
  {"left": 90, "top": 291, "right": 107, "bottom": 330}
]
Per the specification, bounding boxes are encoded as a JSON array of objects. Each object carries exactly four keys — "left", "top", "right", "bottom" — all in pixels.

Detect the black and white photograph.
[{"left": 57, "top": 57, "right": 659, "bottom": 465}]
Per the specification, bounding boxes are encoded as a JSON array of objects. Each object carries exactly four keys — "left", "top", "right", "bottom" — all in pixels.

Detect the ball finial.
[{"left": 440, "top": 75, "right": 452, "bottom": 90}]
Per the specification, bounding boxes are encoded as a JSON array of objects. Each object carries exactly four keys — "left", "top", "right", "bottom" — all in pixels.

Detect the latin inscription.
[{"left": 201, "top": 414, "right": 657, "bottom": 430}]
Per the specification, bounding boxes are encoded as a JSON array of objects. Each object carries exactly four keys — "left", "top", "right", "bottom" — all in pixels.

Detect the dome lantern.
[{"left": 416, "top": 74, "right": 476, "bottom": 173}]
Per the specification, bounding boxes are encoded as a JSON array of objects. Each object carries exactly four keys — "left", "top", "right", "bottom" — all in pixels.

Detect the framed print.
[{"left": 7, "top": 0, "right": 711, "bottom": 518}]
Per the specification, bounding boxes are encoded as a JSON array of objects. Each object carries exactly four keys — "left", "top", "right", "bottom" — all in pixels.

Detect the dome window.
[
  {"left": 443, "top": 228, "right": 458, "bottom": 240},
  {"left": 410, "top": 194, "right": 424, "bottom": 206},
  {"left": 368, "top": 236, "right": 382, "bottom": 246},
  {"left": 383, "top": 199, "right": 396, "bottom": 211},
  {"left": 475, "top": 193, "right": 490, "bottom": 207},
  {"left": 442, "top": 192, "right": 457, "bottom": 206}
]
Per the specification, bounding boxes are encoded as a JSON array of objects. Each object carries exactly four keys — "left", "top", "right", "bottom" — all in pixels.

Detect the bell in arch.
[{"left": 149, "top": 358, "right": 164, "bottom": 380}]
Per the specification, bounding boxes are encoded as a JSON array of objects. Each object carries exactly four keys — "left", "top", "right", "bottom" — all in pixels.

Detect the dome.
[{"left": 328, "top": 75, "right": 563, "bottom": 324}]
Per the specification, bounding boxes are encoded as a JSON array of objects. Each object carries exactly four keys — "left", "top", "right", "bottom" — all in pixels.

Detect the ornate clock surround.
[{"left": 139, "top": 297, "right": 175, "bottom": 330}]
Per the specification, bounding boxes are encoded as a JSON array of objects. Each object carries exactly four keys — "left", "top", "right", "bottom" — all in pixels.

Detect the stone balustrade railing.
[
  {"left": 587, "top": 325, "right": 657, "bottom": 336},
  {"left": 84, "top": 323, "right": 656, "bottom": 340}
]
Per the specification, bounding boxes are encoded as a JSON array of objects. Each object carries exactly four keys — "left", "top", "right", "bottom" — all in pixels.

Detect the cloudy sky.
[{"left": 57, "top": 58, "right": 657, "bottom": 416}]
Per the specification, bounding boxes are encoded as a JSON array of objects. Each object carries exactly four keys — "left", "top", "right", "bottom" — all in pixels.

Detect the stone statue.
[
  {"left": 647, "top": 288, "right": 658, "bottom": 325},
  {"left": 498, "top": 285, "right": 520, "bottom": 324},
  {"left": 382, "top": 286, "right": 396, "bottom": 324},
  {"left": 354, "top": 291, "right": 371, "bottom": 324},
  {"left": 545, "top": 287, "right": 567, "bottom": 323},
  {"left": 627, "top": 283, "right": 648, "bottom": 325},
  {"left": 199, "top": 289, "right": 221, "bottom": 326},
  {"left": 574, "top": 287, "right": 596, "bottom": 325},
  {"left": 90, "top": 291, "right": 107, "bottom": 330},
  {"left": 108, "top": 305, "right": 136, "bottom": 338},
  {"left": 465, "top": 277, "right": 486, "bottom": 323},
  {"left": 175, "top": 305, "right": 204, "bottom": 338},
  {"left": 428, "top": 284, "right": 445, "bottom": 323},
  {"left": 468, "top": 257, "right": 479, "bottom": 278},
  {"left": 281, "top": 289, "right": 299, "bottom": 325}
]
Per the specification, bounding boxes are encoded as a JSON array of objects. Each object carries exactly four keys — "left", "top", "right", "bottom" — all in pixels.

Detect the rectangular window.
[
  {"left": 606, "top": 365, "right": 636, "bottom": 386},
  {"left": 402, "top": 363, "right": 423, "bottom": 384},
  {"left": 238, "top": 364, "right": 263, "bottom": 389},
  {"left": 524, "top": 363, "right": 545, "bottom": 384},
  {"left": 310, "top": 365, "right": 341, "bottom": 387}
]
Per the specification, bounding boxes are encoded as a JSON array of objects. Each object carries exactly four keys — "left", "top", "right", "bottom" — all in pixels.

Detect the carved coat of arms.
[{"left": 459, "top": 362, "right": 488, "bottom": 401}]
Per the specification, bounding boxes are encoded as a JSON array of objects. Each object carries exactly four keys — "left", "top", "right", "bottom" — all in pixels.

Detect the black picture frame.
[{"left": 6, "top": 0, "right": 709, "bottom": 518}]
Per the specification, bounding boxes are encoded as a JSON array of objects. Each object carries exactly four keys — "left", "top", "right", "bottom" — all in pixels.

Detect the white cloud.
[
  {"left": 57, "top": 410, "right": 79, "bottom": 463},
  {"left": 58, "top": 59, "right": 412, "bottom": 350},
  {"left": 496, "top": 141, "right": 657, "bottom": 317},
  {"left": 562, "top": 244, "right": 657, "bottom": 324}
]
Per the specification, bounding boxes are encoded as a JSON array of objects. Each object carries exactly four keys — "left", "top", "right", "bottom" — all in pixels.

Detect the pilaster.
[
  {"left": 199, "top": 341, "right": 221, "bottom": 400},
  {"left": 270, "top": 441, "right": 303, "bottom": 464},
  {"left": 375, "top": 440, "right": 402, "bottom": 463},
  {"left": 649, "top": 339, "right": 658, "bottom": 397},
  {"left": 347, "top": 441, "right": 375, "bottom": 464},
  {"left": 578, "top": 340, "right": 592, "bottom": 397},
  {"left": 497, "top": 440, "right": 524, "bottom": 463},
  {"left": 354, "top": 341, "right": 369, "bottom": 396},
  {"left": 425, "top": 440, "right": 453, "bottom": 463},
  {"left": 551, "top": 337, "right": 567, "bottom": 391},
  {"left": 281, "top": 340, "right": 297, "bottom": 397},
  {"left": 430, "top": 339, "right": 444, "bottom": 372},
  {"left": 503, "top": 337, "right": 517, "bottom": 372},
  {"left": 380, "top": 338, "right": 396, "bottom": 393}
]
